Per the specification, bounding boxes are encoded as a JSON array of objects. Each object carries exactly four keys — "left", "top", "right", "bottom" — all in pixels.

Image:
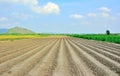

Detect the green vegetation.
[
  {"left": 68, "top": 34, "right": 120, "bottom": 44},
  {"left": 1, "top": 33, "right": 120, "bottom": 44}
]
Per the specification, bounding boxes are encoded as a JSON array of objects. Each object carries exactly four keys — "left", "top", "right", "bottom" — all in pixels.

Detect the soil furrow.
[
  {"left": 53, "top": 39, "right": 72, "bottom": 76},
  {"left": 65, "top": 39, "right": 95, "bottom": 76},
  {"left": 0, "top": 39, "right": 52, "bottom": 64},
  {"left": 71, "top": 39, "right": 120, "bottom": 75},
  {"left": 69, "top": 38, "right": 119, "bottom": 76},
  {"left": 0, "top": 37, "right": 120, "bottom": 76},
  {"left": 0, "top": 39, "right": 47, "bottom": 57},
  {"left": 0, "top": 39, "right": 57, "bottom": 75},
  {"left": 71, "top": 39, "right": 120, "bottom": 64},
  {"left": 72, "top": 38, "right": 120, "bottom": 56},
  {"left": 1, "top": 39, "right": 58, "bottom": 76},
  {"left": 26, "top": 39, "right": 60, "bottom": 76}
]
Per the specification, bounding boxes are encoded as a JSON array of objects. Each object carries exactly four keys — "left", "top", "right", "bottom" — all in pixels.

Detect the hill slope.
[{"left": 7, "top": 26, "right": 35, "bottom": 34}]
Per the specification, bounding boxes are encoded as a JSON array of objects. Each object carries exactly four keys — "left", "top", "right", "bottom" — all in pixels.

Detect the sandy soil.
[{"left": 0, "top": 37, "right": 120, "bottom": 76}]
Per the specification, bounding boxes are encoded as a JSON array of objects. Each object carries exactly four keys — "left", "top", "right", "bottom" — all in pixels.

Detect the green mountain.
[{"left": 7, "top": 26, "right": 35, "bottom": 34}]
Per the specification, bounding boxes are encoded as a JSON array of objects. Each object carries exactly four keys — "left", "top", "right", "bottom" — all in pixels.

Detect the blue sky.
[{"left": 0, "top": 0, "right": 120, "bottom": 33}]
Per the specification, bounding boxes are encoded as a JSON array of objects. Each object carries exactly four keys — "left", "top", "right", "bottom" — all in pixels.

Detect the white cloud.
[
  {"left": 70, "top": 14, "right": 84, "bottom": 19},
  {"left": 88, "top": 13, "right": 97, "bottom": 18},
  {"left": 99, "top": 6, "right": 111, "bottom": 12},
  {"left": 0, "top": 17, "right": 8, "bottom": 21},
  {"left": 1, "top": 0, "right": 60, "bottom": 15},
  {"left": 101, "top": 13, "right": 109, "bottom": 17},
  {"left": 43, "top": 2, "right": 60, "bottom": 14},
  {"left": 31, "top": 2, "right": 60, "bottom": 14}
]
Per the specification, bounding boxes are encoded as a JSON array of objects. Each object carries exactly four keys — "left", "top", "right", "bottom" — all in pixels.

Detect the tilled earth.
[{"left": 0, "top": 37, "right": 120, "bottom": 76}]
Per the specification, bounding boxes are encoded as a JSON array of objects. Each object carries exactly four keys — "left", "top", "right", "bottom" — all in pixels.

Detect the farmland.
[
  {"left": 68, "top": 34, "right": 120, "bottom": 44},
  {"left": 0, "top": 34, "right": 57, "bottom": 41},
  {"left": 0, "top": 37, "right": 120, "bottom": 76}
]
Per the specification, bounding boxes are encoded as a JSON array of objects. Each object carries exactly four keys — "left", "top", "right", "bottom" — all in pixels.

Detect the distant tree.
[{"left": 106, "top": 30, "right": 110, "bottom": 35}]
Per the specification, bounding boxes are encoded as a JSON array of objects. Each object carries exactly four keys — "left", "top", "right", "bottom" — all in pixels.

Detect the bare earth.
[{"left": 0, "top": 37, "right": 120, "bottom": 76}]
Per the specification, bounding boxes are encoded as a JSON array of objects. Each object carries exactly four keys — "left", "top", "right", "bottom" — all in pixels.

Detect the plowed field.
[{"left": 0, "top": 37, "right": 120, "bottom": 76}]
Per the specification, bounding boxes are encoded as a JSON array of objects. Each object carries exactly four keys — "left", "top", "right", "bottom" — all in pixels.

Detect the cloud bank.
[{"left": 0, "top": 0, "right": 60, "bottom": 15}]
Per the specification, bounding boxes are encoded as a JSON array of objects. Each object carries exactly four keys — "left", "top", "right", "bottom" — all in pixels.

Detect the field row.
[{"left": 0, "top": 38, "right": 120, "bottom": 76}]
